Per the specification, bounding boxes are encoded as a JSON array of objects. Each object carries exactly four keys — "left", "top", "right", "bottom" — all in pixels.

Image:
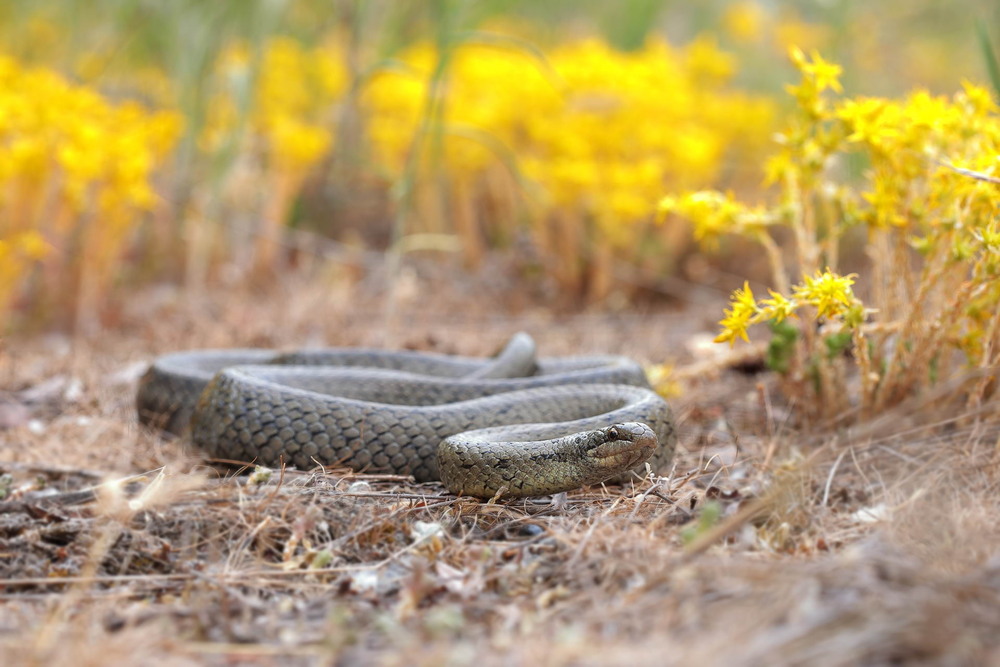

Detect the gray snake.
[{"left": 136, "top": 333, "right": 676, "bottom": 498}]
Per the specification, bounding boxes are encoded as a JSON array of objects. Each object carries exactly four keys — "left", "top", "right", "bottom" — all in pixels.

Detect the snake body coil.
[{"left": 137, "top": 334, "right": 676, "bottom": 498}]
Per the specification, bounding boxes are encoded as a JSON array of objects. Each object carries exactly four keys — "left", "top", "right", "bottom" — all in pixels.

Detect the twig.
[{"left": 937, "top": 160, "right": 1000, "bottom": 184}]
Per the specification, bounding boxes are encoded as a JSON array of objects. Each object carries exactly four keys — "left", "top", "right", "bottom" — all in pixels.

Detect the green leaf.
[
  {"left": 681, "top": 500, "right": 722, "bottom": 545},
  {"left": 824, "top": 330, "right": 853, "bottom": 359},
  {"left": 766, "top": 318, "right": 799, "bottom": 374}
]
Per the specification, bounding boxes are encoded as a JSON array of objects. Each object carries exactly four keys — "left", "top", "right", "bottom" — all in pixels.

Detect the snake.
[{"left": 136, "top": 333, "right": 676, "bottom": 498}]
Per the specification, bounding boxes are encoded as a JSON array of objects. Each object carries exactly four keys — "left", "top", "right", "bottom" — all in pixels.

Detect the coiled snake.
[{"left": 136, "top": 333, "right": 675, "bottom": 498}]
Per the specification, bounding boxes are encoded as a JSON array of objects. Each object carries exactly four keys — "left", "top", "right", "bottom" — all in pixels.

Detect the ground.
[{"left": 2, "top": 262, "right": 999, "bottom": 666}]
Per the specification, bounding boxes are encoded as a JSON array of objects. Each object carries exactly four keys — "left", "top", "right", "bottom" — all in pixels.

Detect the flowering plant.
[{"left": 660, "top": 48, "right": 1000, "bottom": 418}]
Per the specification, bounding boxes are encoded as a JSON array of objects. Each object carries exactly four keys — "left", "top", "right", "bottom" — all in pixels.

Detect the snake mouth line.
[{"left": 589, "top": 438, "right": 658, "bottom": 470}]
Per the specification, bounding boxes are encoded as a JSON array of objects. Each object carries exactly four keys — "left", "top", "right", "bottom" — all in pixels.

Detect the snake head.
[{"left": 587, "top": 421, "right": 658, "bottom": 473}]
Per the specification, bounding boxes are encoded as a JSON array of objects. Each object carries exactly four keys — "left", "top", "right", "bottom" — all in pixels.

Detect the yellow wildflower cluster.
[
  {"left": 664, "top": 47, "right": 1000, "bottom": 417},
  {"left": 204, "top": 38, "right": 347, "bottom": 171},
  {"left": 657, "top": 191, "right": 770, "bottom": 248},
  {"left": 362, "top": 36, "right": 776, "bottom": 294},
  {"left": 0, "top": 54, "right": 181, "bottom": 329},
  {"left": 0, "top": 55, "right": 179, "bottom": 211},
  {"left": 716, "top": 271, "right": 862, "bottom": 346},
  {"left": 365, "top": 35, "right": 776, "bottom": 199},
  {"left": 522, "top": 38, "right": 773, "bottom": 235}
]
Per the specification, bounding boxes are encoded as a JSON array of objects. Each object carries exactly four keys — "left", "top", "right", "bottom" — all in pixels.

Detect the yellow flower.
[
  {"left": 268, "top": 115, "right": 332, "bottom": 170},
  {"left": 646, "top": 362, "right": 681, "bottom": 399},
  {"left": 974, "top": 220, "right": 1000, "bottom": 253},
  {"left": 792, "top": 270, "right": 857, "bottom": 319},
  {"left": 784, "top": 46, "right": 843, "bottom": 119},
  {"left": 760, "top": 289, "right": 797, "bottom": 322},
  {"left": 58, "top": 142, "right": 105, "bottom": 182},
  {"left": 10, "top": 137, "right": 47, "bottom": 179},
  {"left": 862, "top": 175, "right": 907, "bottom": 228},
  {"left": 837, "top": 98, "right": 898, "bottom": 147},
  {"left": 763, "top": 150, "right": 796, "bottom": 186},
  {"left": 660, "top": 190, "right": 774, "bottom": 248},
  {"left": 658, "top": 190, "right": 744, "bottom": 246},
  {"left": 15, "top": 231, "right": 50, "bottom": 260},
  {"left": 715, "top": 281, "right": 759, "bottom": 345},
  {"left": 723, "top": 1, "right": 766, "bottom": 44},
  {"left": 959, "top": 80, "right": 998, "bottom": 116},
  {"left": 801, "top": 50, "right": 843, "bottom": 93},
  {"left": 685, "top": 35, "right": 735, "bottom": 83}
]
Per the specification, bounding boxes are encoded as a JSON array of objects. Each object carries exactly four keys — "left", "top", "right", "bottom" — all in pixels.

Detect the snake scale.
[{"left": 136, "top": 333, "right": 676, "bottom": 498}]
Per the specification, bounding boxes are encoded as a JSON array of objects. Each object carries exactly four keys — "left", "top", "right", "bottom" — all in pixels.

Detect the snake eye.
[{"left": 607, "top": 426, "right": 620, "bottom": 440}]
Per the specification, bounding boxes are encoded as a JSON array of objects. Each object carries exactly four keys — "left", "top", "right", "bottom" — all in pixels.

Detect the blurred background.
[{"left": 1, "top": 0, "right": 997, "bottom": 333}]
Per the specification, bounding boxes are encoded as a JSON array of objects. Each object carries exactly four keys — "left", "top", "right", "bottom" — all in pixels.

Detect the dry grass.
[{"left": 2, "top": 262, "right": 1000, "bottom": 666}]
